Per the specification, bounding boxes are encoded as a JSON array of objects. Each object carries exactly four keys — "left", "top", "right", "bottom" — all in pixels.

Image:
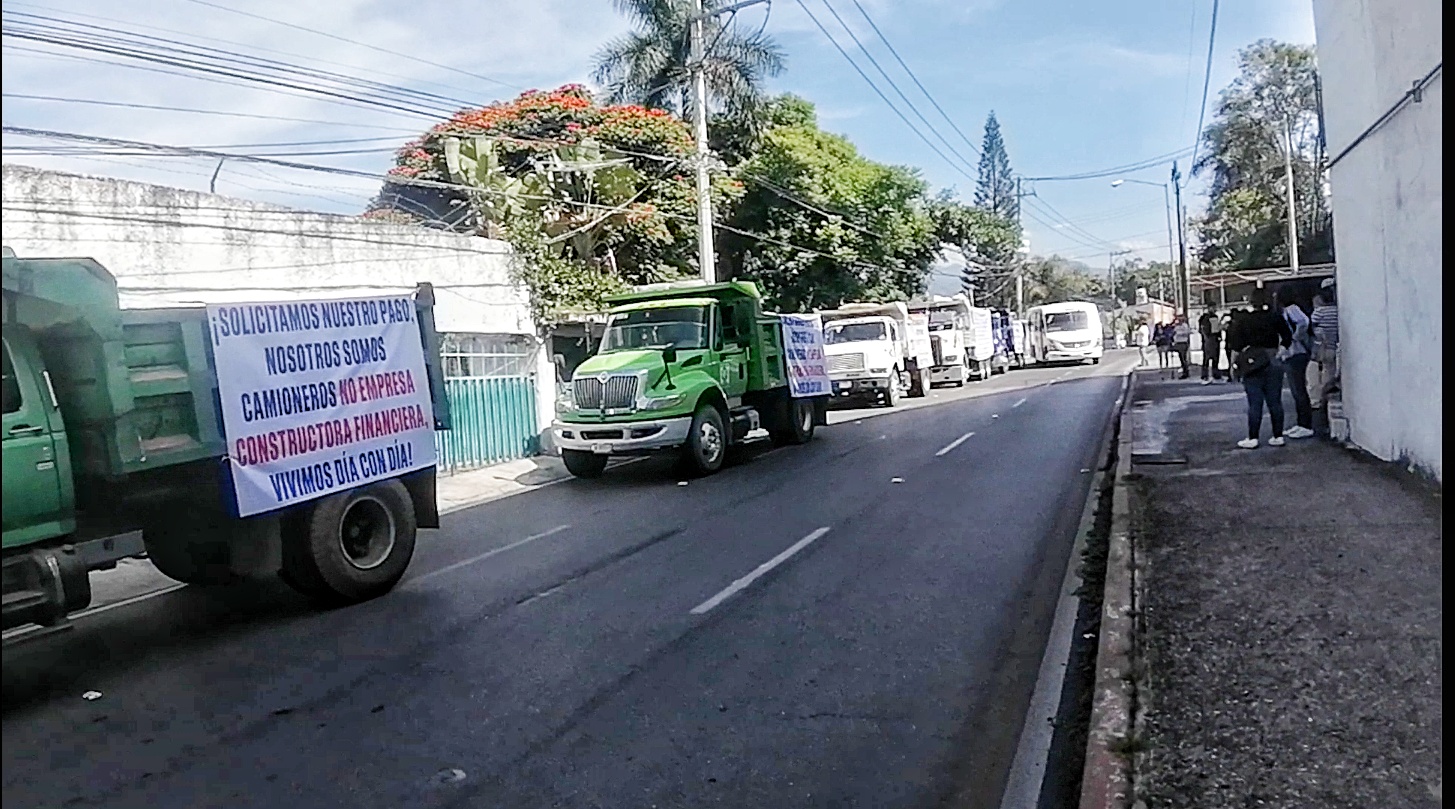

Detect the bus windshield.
[
  {"left": 824, "top": 322, "right": 888, "bottom": 344},
  {"left": 1044, "top": 310, "right": 1091, "bottom": 332},
  {"left": 601, "top": 306, "right": 709, "bottom": 352}
]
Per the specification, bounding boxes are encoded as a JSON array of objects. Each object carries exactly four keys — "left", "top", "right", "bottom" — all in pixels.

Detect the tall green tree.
[
  {"left": 591, "top": 0, "right": 786, "bottom": 121},
  {"left": 719, "top": 98, "right": 939, "bottom": 312},
  {"left": 1192, "top": 39, "right": 1332, "bottom": 270},
  {"left": 974, "top": 112, "right": 1018, "bottom": 222},
  {"left": 927, "top": 192, "right": 1021, "bottom": 305}
]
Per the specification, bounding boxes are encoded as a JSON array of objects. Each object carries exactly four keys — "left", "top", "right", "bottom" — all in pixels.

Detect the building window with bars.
[{"left": 440, "top": 333, "right": 536, "bottom": 379}]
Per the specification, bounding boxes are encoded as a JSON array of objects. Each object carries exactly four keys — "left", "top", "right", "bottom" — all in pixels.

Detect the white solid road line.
[
  {"left": 935, "top": 431, "right": 976, "bottom": 457},
  {"left": 408, "top": 524, "right": 572, "bottom": 586},
  {"left": 1012, "top": 397, "right": 1028, "bottom": 408},
  {"left": 690, "top": 527, "right": 832, "bottom": 615}
]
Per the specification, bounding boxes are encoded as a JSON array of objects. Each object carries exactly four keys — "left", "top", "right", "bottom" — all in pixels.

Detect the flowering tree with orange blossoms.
[{"left": 367, "top": 85, "right": 742, "bottom": 324}]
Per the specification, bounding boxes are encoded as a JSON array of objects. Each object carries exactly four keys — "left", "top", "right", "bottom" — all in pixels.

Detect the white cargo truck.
[{"left": 819, "top": 301, "right": 934, "bottom": 407}]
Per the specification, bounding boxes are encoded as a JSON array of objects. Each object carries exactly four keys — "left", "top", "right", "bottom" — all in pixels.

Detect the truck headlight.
[
  {"left": 641, "top": 393, "right": 686, "bottom": 411},
  {"left": 555, "top": 392, "right": 577, "bottom": 415}
]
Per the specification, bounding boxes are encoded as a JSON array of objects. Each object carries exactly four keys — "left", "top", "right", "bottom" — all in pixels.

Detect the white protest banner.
[
  {"left": 780, "top": 313, "right": 830, "bottom": 398},
  {"left": 207, "top": 294, "right": 438, "bottom": 517}
]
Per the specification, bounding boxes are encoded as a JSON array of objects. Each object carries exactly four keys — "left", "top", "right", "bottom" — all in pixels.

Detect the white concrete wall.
[
  {"left": 1312, "top": 0, "right": 1442, "bottom": 480},
  {"left": 2, "top": 164, "right": 556, "bottom": 444}
]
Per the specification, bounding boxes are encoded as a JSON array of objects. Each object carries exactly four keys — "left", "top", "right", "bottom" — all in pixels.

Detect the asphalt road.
[{"left": 2, "top": 351, "right": 1138, "bottom": 809}]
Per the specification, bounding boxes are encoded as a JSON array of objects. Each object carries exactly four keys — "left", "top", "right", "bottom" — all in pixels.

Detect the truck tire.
[
  {"left": 772, "top": 397, "right": 816, "bottom": 446},
  {"left": 562, "top": 449, "right": 609, "bottom": 478},
  {"left": 884, "top": 374, "right": 901, "bottom": 407},
  {"left": 144, "top": 527, "right": 238, "bottom": 586},
  {"left": 279, "top": 480, "right": 417, "bottom": 605},
  {"left": 679, "top": 404, "right": 727, "bottom": 476},
  {"left": 909, "top": 368, "right": 929, "bottom": 398}
]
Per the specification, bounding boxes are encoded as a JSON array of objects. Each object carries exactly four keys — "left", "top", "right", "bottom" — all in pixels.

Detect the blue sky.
[{"left": 1, "top": 0, "right": 1316, "bottom": 270}]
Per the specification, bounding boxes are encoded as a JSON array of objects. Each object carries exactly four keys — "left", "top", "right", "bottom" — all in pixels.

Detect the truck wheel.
[
  {"left": 772, "top": 397, "right": 816, "bottom": 446},
  {"left": 562, "top": 449, "right": 609, "bottom": 478},
  {"left": 280, "top": 480, "right": 417, "bottom": 605},
  {"left": 909, "top": 368, "right": 929, "bottom": 398},
  {"left": 144, "top": 528, "right": 238, "bottom": 586},
  {"left": 884, "top": 375, "right": 901, "bottom": 407},
  {"left": 680, "top": 404, "right": 727, "bottom": 476}
]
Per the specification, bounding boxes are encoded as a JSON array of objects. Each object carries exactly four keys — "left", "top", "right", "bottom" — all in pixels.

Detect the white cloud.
[{"left": 2, "top": 0, "right": 631, "bottom": 212}]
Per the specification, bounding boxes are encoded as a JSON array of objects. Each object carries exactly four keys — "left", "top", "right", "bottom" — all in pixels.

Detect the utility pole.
[
  {"left": 1014, "top": 177, "right": 1032, "bottom": 317},
  {"left": 687, "top": 0, "right": 767, "bottom": 284},
  {"left": 1282, "top": 116, "right": 1300, "bottom": 274},
  {"left": 689, "top": 0, "right": 715, "bottom": 283},
  {"left": 1171, "top": 161, "right": 1190, "bottom": 316}
]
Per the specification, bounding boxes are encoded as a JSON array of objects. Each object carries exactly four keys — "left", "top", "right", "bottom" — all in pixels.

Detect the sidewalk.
[
  {"left": 1125, "top": 371, "right": 1442, "bottom": 808},
  {"left": 435, "top": 455, "right": 580, "bottom": 515}
]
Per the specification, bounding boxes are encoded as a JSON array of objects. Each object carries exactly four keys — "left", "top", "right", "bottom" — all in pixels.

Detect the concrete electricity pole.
[
  {"left": 688, "top": 0, "right": 767, "bottom": 284},
  {"left": 1282, "top": 116, "right": 1300, "bottom": 274},
  {"left": 1171, "top": 161, "right": 1191, "bottom": 316}
]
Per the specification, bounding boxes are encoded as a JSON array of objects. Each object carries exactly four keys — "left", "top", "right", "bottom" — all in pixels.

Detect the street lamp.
[{"left": 1110, "top": 177, "right": 1182, "bottom": 312}]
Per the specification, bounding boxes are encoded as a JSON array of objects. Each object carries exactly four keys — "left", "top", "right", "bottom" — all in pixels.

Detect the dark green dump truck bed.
[{"left": 2, "top": 255, "right": 224, "bottom": 480}]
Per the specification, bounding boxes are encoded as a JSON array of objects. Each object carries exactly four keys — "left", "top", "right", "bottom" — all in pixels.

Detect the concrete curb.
[{"left": 1078, "top": 372, "right": 1138, "bottom": 809}]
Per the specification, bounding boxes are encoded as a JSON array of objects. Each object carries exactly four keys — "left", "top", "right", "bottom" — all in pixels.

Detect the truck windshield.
[
  {"left": 824, "top": 322, "right": 888, "bottom": 344},
  {"left": 927, "top": 311, "right": 958, "bottom": 331},
  {"left": 601, "top": 306, "right": 709, "bottom": 352},
  {"left": 1045, "top": 311, "right": 1091, "bottom": 332}
]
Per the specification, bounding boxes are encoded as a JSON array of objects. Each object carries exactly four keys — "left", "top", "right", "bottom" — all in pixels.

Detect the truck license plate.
[{"left": 591, "top": 442, "right": 613, "bottom": 454}]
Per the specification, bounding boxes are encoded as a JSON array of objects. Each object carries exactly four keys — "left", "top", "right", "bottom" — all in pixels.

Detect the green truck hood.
[{"left": 575, "top": 349, "right": 665, "bottom": 376}]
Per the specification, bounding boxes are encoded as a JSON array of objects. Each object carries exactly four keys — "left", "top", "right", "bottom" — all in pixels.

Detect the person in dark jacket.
[{"left": 1225, "top": 288, "right": 1294, "bottom": 448}]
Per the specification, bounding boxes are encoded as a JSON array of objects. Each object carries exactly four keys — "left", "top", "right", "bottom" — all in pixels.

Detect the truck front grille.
[
  {"left": 827, "top": 352, "right": 865, "bottom": 373},
  {"left": 573, "top": 375, "right": 639, "bottom": 410}
]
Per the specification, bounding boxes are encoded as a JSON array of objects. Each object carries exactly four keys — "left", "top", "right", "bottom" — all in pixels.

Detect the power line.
[
  {"left": 182, "top": 0, "right": 520, "bottom": 91},
  {"left": 814, "top": 0, "right": 978, "bottom": 175},
  {"left": 1188, "top": 0, "right": 1221, "bottom": 171},
  {"left": 789, "top": 0, "right": 977, "bottom": 184},
  {"left": 1, "top": 94, "right": 425, "bottom": 131},
  {"left": 1021, "top": 146, "right": 1194, "bottom": 182},
  {"left": 844, "top": 0, "right": 981, "bottom": 159},
  {"left": 5, "top": 126, "right": 915, "bottom": 280},
  {"left": 1, "top": 1, "right": 487, "bottom": 100}
]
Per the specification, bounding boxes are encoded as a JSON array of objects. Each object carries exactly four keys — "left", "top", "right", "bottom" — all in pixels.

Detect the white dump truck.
[
  {"left": 910, "top": 295, "right": 972, "bottom": 386},
  {"left": 819, "top": 301, "right": 933, "bottom": 407}
]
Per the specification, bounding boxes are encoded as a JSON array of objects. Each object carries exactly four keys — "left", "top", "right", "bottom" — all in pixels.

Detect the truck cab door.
[
  {"left": 2, "top": 332, "right": 71, "bottom": 547},
  {"left": 715, "top": 303, "right": 750, "bottom": 400}
]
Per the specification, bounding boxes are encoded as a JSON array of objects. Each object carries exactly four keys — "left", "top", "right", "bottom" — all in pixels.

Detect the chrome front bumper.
[
  {"left": 1044, "top": 346, "right": 1102, "bottom": 360},
  {"left": 552, "top": 416, "right": 693, "bottom": 455},
  {"left": 829, "top": 375, "right": 893, "bottom": 397}
]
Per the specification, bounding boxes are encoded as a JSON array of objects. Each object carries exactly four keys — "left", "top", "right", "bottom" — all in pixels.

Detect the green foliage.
[
  {"left": 1192, "top": 40, "right": 1333, "bottom": 270},
  {"left": 974, "top": 112, "right": 1018, "bottom": 222},
  {"left": 1019, "top": 255, "right": 1108, "bottom": 308},
  {"left": 1111, "top": 257, "right": 1178, "bottom": 307},
  {"left": 721, "top": 104, "right": 938, "bottom": 312},
  {"left": 591, "top": 0, "right": 786, "bottom": 121},
  {"left": 367, "top": 85, "right": 741, "bottom": 327},
  {"left": 927, "top": 192, "right": 1021, "bottom": 303}
]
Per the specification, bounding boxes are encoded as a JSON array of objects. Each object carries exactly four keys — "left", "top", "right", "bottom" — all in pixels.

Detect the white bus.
[{"left": 1026, "top": 301, "right": 1105, "bottom": 365}]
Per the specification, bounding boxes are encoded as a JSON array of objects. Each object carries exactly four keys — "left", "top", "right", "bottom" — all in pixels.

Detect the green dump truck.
[
  {"left": 551, "top": 280, "right": 830, "bottom": 478},
  {"left": 1, "top": 250, "right": 450, "bottom": 633}
]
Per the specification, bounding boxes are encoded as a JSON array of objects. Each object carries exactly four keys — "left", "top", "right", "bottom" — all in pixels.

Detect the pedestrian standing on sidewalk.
[
  {"left": 1133, "top": 319, "right": 1151, "bottom": 366},
  {"left": 1198, "top": 308, "right": 1224, "bottom": 384},
  {"left": 1171, "top": 314, "right": 1192, "bottom": 379},
  {"left": 1221, "top": 309, "right": 1237, "bottom": 380},
  {"left": 1154, "top": 322, "right": 1172, "bottom": 369},
  {"left": 1227, "top": 288, "right": 1294, "bottom": 448},
  {"left": 1310, "top": 282, "right": 1340, "bottom": 432},
  {"left": 1278, "top": 290, "right": 1316, "bottom": 439}
]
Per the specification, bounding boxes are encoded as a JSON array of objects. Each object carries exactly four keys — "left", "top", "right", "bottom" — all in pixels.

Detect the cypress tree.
[{"left": 974, "top": 112, "right": 1018, "bottom": 222}]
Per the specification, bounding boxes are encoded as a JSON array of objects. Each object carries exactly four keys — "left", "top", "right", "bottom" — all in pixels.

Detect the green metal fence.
[
  {"left": 435, "top": 376, "right": 539, "bottom": 473},
  {"left": 434, "top": 334, "right": 540, "bottom": 474}
]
